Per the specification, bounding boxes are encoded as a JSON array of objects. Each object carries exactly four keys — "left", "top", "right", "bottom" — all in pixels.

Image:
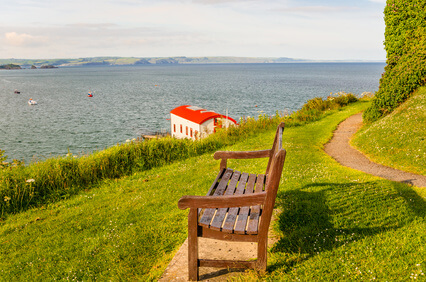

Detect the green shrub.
[
  {"left": 364, "top": 0, "right": 426, "bottom": 122},
  {"left": 0, "top": 150, "right": 7, "bottom": 169},
  {"left": 294, "top": 92, "right": 358, "bottom": 123}
]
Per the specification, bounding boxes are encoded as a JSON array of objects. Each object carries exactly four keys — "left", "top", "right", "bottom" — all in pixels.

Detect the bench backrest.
[
  {"left": 266, "top": 122, "right": 285, "bottom": 176},
  {"left": 261, "top": 122, "right": 286, "bottom": 235}
]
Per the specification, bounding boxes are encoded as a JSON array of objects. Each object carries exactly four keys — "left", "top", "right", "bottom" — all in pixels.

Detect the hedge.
[{"left": 364, "top": 0, "right": 426, "bottom": 122}]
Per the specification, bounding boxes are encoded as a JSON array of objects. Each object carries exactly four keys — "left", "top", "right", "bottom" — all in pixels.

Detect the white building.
[{"left": 170, "top": 105, "right": 237, "bottom": 140}]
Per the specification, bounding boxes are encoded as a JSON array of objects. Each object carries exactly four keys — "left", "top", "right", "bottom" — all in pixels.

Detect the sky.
[{"left": 0, "top": 0, "right": 387, "bottom": 61}]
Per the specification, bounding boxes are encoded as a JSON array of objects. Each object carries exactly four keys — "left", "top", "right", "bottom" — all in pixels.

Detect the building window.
[
  {"left": 186, "top": 126, "right": 188, "bottom": 135},
  {"left": 190, "top": 128, "right": 193, "bottom": 137},
  {"left": 180, "top": 125, "right": 182, "bottom": 133},
  {"left": 173, "top": 124, "right": 176, "bottom": 133}
]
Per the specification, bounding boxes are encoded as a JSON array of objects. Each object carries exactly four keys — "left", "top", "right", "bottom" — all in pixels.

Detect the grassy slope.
[
  {"left": 0, "top": 101, "right": 425, "bottom": 281},
  {"left": 353, "top": 87, "right": 426, "bottom": 175}
]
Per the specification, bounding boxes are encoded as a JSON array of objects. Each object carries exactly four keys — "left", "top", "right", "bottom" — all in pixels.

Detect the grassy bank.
[
  {"left": 1, "top": 99, "right": 425, "bottom": 280},
  {"left": 0, "top": 92, "right": 357, "bottom": 218},
  {"left": 353, "top": 86, "right": 426, "bottom": 175},
  {"left": 0, "top": 114, "right": 283, "bottom": 217}
]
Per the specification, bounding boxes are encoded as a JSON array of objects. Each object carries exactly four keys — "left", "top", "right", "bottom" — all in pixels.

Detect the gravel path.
[{"left": 324, "top": 113, "right": 426, "bottom": 188}]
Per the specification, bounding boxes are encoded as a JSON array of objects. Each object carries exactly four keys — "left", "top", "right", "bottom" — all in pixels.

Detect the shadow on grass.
[
  {"left": 268, "top": 181, "right": 426, "bottom": 272},
  {"left": 393, "top": 182, "right": 426, "bottom": 218}
]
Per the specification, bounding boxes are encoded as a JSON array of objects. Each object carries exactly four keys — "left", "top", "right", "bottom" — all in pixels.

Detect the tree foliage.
[{"left": 364, "top": 0, "right": 426, "bottom": 122}]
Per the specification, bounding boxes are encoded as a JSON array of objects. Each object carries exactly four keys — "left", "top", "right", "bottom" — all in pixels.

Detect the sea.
[{"left": 0, "top": 63, "right": 385, "bottom": 164}]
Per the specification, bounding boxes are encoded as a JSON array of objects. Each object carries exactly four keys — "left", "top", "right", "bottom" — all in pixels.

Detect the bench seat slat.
[
  {"left": 221, "top": 172, "right": 249, "bottom": 233},
  {"left": 198, "top": 168, "right": 226, "bottom": 215},
  {"left": 233, "top": 173, "right": 257, "bottom": 234},
  {"left": 199, "top": 169, "right": 234, "bottom": 227},
  {"left": 205, "top": 168, "right": 226, "bottom": 196},
  {"left": 246, "top": 174, "right": 266, "bottom": 234},
  {"left": 209, "top": 171, "right": 242, "bottom": 231}
]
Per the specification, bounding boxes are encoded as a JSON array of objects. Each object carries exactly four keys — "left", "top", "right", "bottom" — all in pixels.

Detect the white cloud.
[
  {"left": 192, "top": 0, "right": 258, "bottom": 4},
  {"left": 277, "top": 5, "right": 358, "bottom": 15},
  {"left": 0, "top": 0, "right": 386, "bottom": 60},
  {"left": 4, "top": 32, "right": 48, "bottom": 47}
]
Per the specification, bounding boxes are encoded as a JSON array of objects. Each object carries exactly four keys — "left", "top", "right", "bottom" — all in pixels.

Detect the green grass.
[
  {"left": 0, "top": 100, "right": 425, "bottom": 281},
  {"left": 0, "top": 157, "right": 215, "bottom": 280},
  {"left": 353, "top": 86, "right": 426, "bottom": 175}
]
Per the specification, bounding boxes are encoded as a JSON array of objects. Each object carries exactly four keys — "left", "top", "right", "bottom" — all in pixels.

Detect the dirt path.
[{"left": 324, "top": 113, "right": 426, "bottom": 188}]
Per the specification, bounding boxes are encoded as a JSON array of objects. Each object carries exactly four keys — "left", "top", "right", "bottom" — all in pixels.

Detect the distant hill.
[
  {"left": 0, "top": 56, "right": 384, "bottom": 69},
  {"left": 0, "top": 56, "right": 308, "bottom": 68}
]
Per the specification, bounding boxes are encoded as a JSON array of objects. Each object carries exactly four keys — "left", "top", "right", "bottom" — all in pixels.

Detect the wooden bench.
[{"left": 178, "top": 123, "right": 286, "bottom": 281}]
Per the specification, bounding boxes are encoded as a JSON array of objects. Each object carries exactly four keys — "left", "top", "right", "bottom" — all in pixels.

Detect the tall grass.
[{"left": 0, "top": 92, "right": 360, "bottom": 218}]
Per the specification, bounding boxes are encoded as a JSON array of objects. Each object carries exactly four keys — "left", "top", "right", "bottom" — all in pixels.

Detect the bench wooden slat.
[
  {"left": 205, "top": 168, "right": 226, "bottom": 196},
  {"left": 209, "top": 171, "right": 241, "bottom": 231},
  {"left": 199, "top": 259, "right": 257, "bottom": 269},
  {"left": 221, "top": 172, "right": 249, "bottom": 233},
  {"left": 199, "top": 168, "right": 234, "bottom": 227},
  {"left": 246, "top": 174, "right": 265, "bottom": 234},
  {"left": 198, "top": 168, "right": 226, "bottom": 215},
  {"left": 233, "top": 173, "right": 257, "bottom": 234}
]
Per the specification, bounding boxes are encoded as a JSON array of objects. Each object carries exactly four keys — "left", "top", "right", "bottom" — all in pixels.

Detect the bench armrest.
[
  {"left": 178, "top": 192, "right": 266, "bottom": 210},
  {"left": 213, "top": 150, "right": 271, "bottom": 160}
]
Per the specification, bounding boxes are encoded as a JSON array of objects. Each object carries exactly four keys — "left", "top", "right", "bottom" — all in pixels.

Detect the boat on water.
[
  {"left": 87, "top": 91, "right": 93, "bottom": 97},
  {"left": 28, "top": 98, "right": 37, "bottom": 105},
  {"left": 14, "top": 89, "right": 20, "bottom": 94}
]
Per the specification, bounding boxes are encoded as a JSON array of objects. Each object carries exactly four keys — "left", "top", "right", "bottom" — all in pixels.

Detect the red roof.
[{"left": 170, "top": 105, "right": 237, "bottom": 125}]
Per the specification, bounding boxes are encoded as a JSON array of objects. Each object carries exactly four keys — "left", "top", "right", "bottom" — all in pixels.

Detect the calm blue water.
[{"left": 0, "top": 63, "right": 385, "bottom": 163}]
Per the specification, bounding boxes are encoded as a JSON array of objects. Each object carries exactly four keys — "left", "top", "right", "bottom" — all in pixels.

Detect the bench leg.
[
  {"left": 257, "top": 236, "right": 267, "bottom": 272},
  {"left": 188, "top": 208, "right": 199, "bottom": 281}
]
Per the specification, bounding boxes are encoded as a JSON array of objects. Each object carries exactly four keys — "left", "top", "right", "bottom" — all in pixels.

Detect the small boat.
[
  {"left": 87, "top": 91, "right": 93, "bottom": 97},
  {"left": 14, "top": 90, "right": 20, "bottom": 94},
  {"left": 28, "top": 98, "right": 37, "bottom": 105}
]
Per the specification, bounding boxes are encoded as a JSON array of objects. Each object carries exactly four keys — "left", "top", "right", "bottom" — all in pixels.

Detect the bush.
[
  {"left": 364, "top": 0, "right": 426, "bottom": 122},
  {"left": 0, "top": 150, "right": 6, "bottom": 169},
  {"left": 295, "top": 92, "right": 358, "bottom": 122}
]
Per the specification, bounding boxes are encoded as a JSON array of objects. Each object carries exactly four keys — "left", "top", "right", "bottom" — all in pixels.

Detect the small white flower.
[{"left": 26, "top": 179, "right": 35, "bottom": 183}]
